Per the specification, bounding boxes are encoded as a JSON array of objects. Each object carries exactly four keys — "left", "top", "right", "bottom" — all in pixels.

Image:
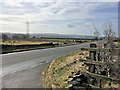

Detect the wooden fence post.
[
  {"left": 89, "top": 43, "right": 97, "bottom": 73},
  {"left": 89, "top": 43, "right": 97, "bottom": 61}
]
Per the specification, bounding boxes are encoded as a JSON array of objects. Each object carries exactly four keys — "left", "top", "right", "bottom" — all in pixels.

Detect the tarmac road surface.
[{"left": 1, "top": 43, "right": 91, "bottom": 88}]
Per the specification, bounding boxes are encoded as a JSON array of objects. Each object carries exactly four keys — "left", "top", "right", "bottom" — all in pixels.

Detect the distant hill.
[{"left": 1, "top": 32, "right": 95, "bottom": 39}]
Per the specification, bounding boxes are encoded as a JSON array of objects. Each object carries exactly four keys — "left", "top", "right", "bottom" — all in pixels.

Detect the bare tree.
[
  {"left": 102, "top": 22, "right": 117, "bottom": 78},
  {"left": 92, "top": 24, "right": 102, "bottom": 48},
  {"left": 102, "top": 22, "right": 116, "bottom": 48},
  {"left": 93, "top": 22, "right": 117, "bottom": 78},
  {"left": 92, "top": 22, "right": 116, "bottom": 48},
  {"left": 103, "top": 22, "right": 115, "bottom": 41},
  {"left": 93, "top": 26, "right": 101, "bottom": 40}
]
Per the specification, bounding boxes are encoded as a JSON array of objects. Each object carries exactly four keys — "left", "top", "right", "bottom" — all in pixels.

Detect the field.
[
  {"left": 1, "top": 38, "right": 94, "bottom": 54},
  {"left": 1, "top": 38, "right": 93, "bottom": 45}
]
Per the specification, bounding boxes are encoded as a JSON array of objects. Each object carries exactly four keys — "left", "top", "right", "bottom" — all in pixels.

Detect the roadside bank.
[{"left": 42, "top": 50, "right": 89, "bottom": 88}]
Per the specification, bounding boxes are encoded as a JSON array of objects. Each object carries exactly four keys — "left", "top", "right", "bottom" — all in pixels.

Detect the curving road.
[{"left": 1, "top": 43, "right": 90, "bottom": 88}]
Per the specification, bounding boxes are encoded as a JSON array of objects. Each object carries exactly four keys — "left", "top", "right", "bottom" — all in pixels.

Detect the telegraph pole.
[{"left": 26, "top": 21, "right": 29, "bottom": 38}]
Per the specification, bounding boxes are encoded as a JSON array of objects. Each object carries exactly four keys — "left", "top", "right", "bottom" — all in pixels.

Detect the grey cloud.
[{"left": 67, "top": 24, "right": 75, "bottom": 28}]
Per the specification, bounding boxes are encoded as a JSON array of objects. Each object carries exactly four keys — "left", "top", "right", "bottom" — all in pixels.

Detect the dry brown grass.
[
  {"left": 114, "top": 41, "right": 120, "bottom": 47},
  {"left": 104, "top": 82, "right": 119, "bottom": 88},
  {"left": 42, "top": 50, "right": 89, "bottom": 88},
  {"left": 1, "top": 40, "right": 50, "bottom": 45}
]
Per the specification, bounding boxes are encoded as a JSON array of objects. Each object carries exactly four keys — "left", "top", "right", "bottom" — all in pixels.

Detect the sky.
[{"left": 0, "top": 0, "right": 119, "bottom": 36}]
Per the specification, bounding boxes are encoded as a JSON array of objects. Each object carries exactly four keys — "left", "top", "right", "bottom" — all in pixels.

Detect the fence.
[{"left": 68, "top": 43, "right": 120, "bottom": 89}]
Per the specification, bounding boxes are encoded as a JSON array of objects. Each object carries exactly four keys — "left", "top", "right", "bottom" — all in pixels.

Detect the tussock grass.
[{"left": 42, "top": 51, "right": 88, "bottom": 88}]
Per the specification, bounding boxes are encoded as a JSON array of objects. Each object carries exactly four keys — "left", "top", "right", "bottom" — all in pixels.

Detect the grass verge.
[{"left": 42, "top": 50, "right": 88, "bottom": 88}]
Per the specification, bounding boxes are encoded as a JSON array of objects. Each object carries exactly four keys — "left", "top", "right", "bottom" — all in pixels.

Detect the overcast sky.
[{"left": 0, "top": 0, "right": 118, "bottom": 36}]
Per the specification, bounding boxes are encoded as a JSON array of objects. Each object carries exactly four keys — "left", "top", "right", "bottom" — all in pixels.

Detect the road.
[{"left": 1, "top": 43, "right": 90, "bottom": 88}]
